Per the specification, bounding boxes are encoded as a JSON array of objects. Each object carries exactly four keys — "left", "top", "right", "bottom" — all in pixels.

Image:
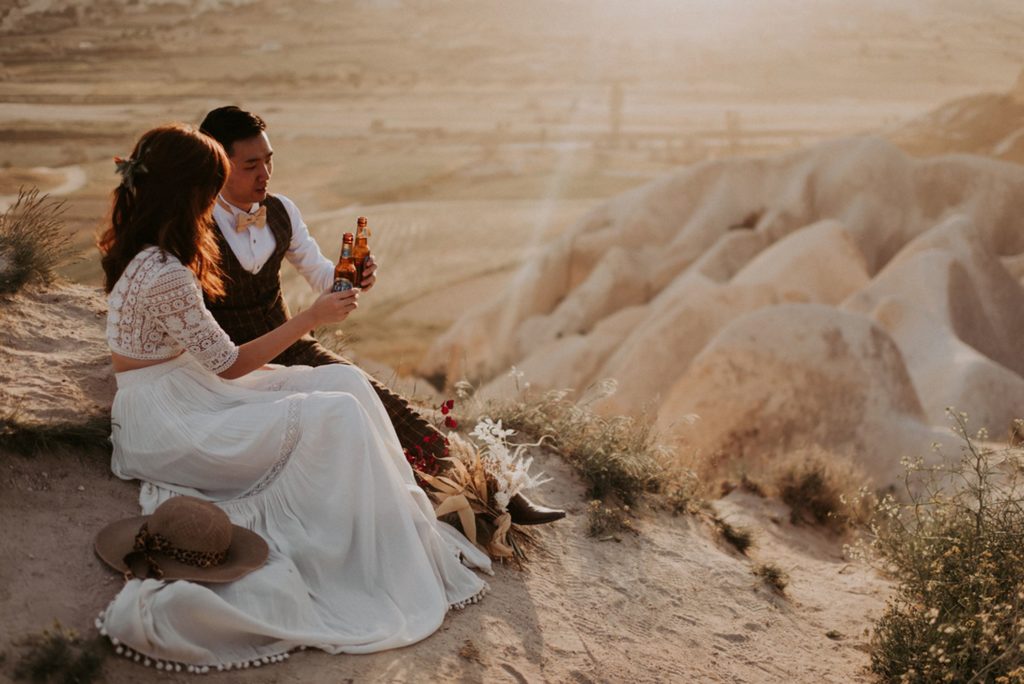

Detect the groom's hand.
[{"left": 361, "top": 254, "right": 378, "bottom": 291}]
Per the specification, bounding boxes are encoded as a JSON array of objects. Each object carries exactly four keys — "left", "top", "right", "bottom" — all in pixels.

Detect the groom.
[{"left": 199, "top": 106, "right": 565, "bottom": 525}]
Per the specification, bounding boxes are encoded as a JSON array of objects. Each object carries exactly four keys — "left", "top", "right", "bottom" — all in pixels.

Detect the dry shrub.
[
  {"left": 466, "top": 380, "right": 672, "bottom": 505},
  {"left": 772, "top": 446, "right": 872, "bottom": 533},
  {"left": 12, "top": 622, "right": 105, "bottom": 684},
  {"left": 715, "top": 517, "right": 754, "bottom": 554},
  {"left": 664, "top": 475, "right": 701, "bottom": 515},
  {"left": 753, "top": 562, "right": 789, "bottom": 594},
  {"left": 868, "top": 412, "right": 1024, "bottom": 683},
  {"left": 457, "top": 639, "right": 483, "bottom": 664},
  {"left": 585, "top": 499, "right": 635, "bottom": 538},
  {"left": 719, "top": 473, "right": 767, "bottom": 498},
  {"left": 0, "top": 406, "right": 111, "bottom": 456},
  {"left": 739, "top": 473, "right": 766, "bottom": 497},
  {"left": 0, "top": 188, "right": 74, "bottom": 295}
]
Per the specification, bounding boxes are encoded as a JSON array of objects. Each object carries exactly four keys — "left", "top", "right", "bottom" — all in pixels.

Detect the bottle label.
[{"left": 331, "top": 278, "right": 354, "bottom": 292}]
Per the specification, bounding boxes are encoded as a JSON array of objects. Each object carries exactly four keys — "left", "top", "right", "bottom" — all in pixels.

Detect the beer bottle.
[
  {"left": 331, "top": 232, "right": 357, "bottom": 292},
  {"left": 352, "top": 216, "right": 371, "bottom": 287}
]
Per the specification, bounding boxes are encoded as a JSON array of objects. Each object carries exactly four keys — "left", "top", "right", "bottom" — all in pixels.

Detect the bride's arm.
[
  {"left": 218, "top": 290, "right": 358, "bottom": 379},
  {"left": 145, "top": 261, "right": 359, "bottom": 379}
]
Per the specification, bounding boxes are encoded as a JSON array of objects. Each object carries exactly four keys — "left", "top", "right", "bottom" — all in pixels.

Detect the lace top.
[{"left": 107, "top": 246, "right": 239, "bottom": 374}]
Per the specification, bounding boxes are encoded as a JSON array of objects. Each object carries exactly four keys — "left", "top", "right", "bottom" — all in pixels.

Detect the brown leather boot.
[{"left": 507, "top": 493, "right": 566, "bottom": 526}]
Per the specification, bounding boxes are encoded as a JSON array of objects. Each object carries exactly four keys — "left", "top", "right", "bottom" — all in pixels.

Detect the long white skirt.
[{"left": 98, "top": 354, "right": 490, "bottom": 669}]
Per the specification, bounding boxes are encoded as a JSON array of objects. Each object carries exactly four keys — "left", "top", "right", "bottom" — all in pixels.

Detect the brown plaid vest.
[{"left": 205, "top": 195, "right": 293, "bottom": 347}]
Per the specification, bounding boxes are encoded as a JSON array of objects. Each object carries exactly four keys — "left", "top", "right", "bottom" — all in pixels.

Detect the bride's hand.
[{"left": 309, "top": 288, "right": 359, "bottom": 327}]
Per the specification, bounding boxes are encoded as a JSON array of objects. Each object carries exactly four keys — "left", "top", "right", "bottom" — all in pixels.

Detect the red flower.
[
  {"left": 405, "top": 402, "right": 459, "bottom": 480},
  {"left": 404, "top": 444, "right": 439, "bottom": 476}
]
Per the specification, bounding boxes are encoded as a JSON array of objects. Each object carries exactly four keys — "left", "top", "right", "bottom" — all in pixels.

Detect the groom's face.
[{"left": 222, "top": 131, "right": 274, "bottom": 207}]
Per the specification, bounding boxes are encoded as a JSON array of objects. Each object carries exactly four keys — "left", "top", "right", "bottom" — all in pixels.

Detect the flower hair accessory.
[{"left": 113, "top": 153, "right": 148, "bottom": 193}]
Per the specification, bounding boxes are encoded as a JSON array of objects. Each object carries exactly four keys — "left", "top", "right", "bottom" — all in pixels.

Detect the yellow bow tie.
[{"left": 235, "top": 205, "right": 267, "bottom": 232}]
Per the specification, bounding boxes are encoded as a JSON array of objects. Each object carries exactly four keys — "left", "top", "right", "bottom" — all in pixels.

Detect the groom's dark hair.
[{"left": 199, "top": 106, "right": 266, "bottom": 156}]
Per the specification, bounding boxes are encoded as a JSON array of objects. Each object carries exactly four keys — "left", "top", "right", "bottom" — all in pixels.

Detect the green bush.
[
  {"left": 869, "top": 413, "right": 1024, "bottom": 683},
  {"left": 0, "top": 188, "right": 74, "bottom": 294}
]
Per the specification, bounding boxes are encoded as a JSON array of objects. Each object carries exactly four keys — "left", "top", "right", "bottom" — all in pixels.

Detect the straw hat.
[{"left": 95, "top": 496, "right": 269, "bottom": 583}]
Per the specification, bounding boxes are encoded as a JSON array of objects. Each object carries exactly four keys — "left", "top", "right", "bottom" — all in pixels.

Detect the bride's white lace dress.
[{"left": 98, "top": 246, "right": 489, "bottom": 670}]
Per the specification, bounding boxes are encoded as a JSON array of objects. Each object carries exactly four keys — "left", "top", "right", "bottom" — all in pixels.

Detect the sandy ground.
[{"left": 1, "top": 445, "right": 890, "bottom": 683}]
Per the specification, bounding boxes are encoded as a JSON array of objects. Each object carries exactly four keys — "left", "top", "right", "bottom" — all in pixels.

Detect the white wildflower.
[
  {"left": 471, "top": 417, "right": 516, "bottom": 444},
  {"left": 454, "top": 379, "right": 475, "bottom": 400},
  {"left": 580, "top": 378, "right": 618, "bottom": 406},
  {"left": 596, "top": 378, "right": 618, "bottom": 398},
  {"left": 507, "top": 366, "right": 527, "bottom": 392}
]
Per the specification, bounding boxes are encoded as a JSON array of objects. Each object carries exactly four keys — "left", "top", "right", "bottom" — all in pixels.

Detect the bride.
[{"left": 95, "top": 123, "right": 490, "bottom": 670}]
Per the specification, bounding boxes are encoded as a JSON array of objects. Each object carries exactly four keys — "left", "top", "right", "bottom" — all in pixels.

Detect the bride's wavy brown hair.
[{"left": 98, "top": 123, "right": 229, "bottom": 298}]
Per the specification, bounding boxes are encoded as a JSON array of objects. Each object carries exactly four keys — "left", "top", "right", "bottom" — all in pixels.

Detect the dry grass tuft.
[
  {"left": 0, "top": 407, "right": 111, "bottom": 456},
  {"left": 715, "top": 517, "right": 754, "bottom": 554},
  {"left": 663, "top": 477, "right": 701, "bottom": 515},
  {"left": 461, "top": 380, "right": 677, "bottom": 505},
  {"left": 457, "top": 639, "right": 483, "bottom": 664},
  {"left": 719, "top": 473, "right": 767, "bottom": 498},
  {"left": 12, "top": 621, "right": 106, "bottom": 684},
  {"left": 772, "top": 446, "right": 872, "bottom": 534},
  {"left": 0, "top": 188, "right": 75, "bottom": 295},
  {"left": 738, "top": 473, "right": 767, "bottom": 497},
  {"left": 585, "top": 499, "right": 636, "bottom": 538},
  {"left": 752, "top": 562, "right": 789, "bottom": 594}
]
